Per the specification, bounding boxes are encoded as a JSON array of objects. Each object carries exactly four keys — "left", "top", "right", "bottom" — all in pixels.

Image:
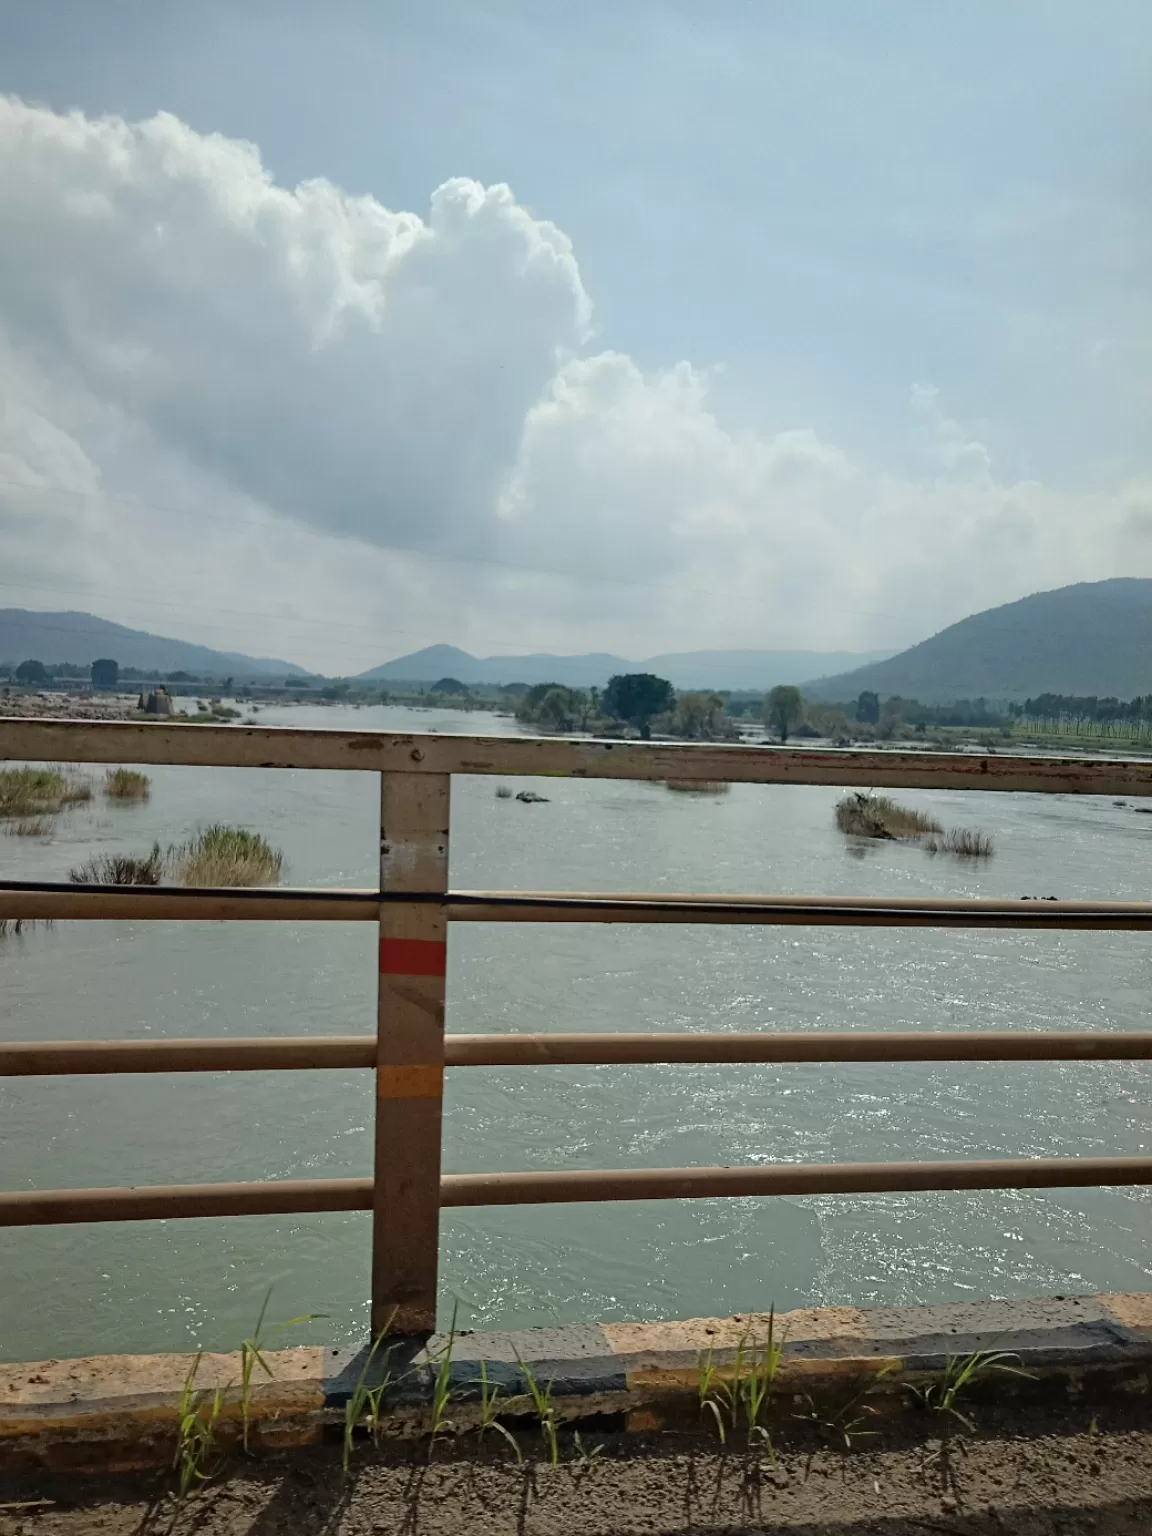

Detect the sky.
[{"left": 0, "top": 0, "right": 1148, "bottom": 674}]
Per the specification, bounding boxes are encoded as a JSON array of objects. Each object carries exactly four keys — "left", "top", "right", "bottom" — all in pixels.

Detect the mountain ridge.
[
  {"left": 359, "top": 644, "right": 891, "bottom": 690},
  {"left": 0, "top": 609, "right": 304, "bottom": 677},
  {"left": 802, "top": 579, "right": 1152, "bottom": 703}
]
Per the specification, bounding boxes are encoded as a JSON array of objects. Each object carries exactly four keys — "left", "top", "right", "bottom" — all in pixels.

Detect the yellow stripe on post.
[{"left": 377, "top": 1064, "right": 445, "bottom": 1099}]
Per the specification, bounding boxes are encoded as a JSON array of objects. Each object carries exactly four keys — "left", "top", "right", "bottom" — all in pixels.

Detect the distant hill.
[
  {"left": 360, "top": 644, "right": 890, "bottom": 690},
  {"left": 360, "top": 644, "right": 628, "bottom": 688},
  {"left": 803, "top": 580, "right": 1152, "bottom": 703},
  {"left": 0, "top": 610, "right": 304, "bottom": 678}
]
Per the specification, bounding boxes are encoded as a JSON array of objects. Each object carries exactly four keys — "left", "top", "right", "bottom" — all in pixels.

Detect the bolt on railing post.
[{"left": 371, "top": 769, "right": 450, "bottom": 1336}]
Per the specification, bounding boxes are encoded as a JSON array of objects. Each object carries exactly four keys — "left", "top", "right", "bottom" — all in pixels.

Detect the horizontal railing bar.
[
  {"left": 5, "top": 1156, "right": 1152, "bottom": 1225},
  {"left": 5, "top": 718, "right": 1152, "bottom": 796},
  {"left": 445, "top": 1031, "right": 1152, "bottom": 1065},
  {"left": 9, "top": 884, "right": 1152, "bottom": 929},
  {"left": 440, "top": 1157, "right": 1152, "bottom": 1205},
  {"left": 0, "top": 1179, "right": 372, "bottom": 1225},
  {"left": 448, "top": 893, "right": 1152, "bottom": 929},
  {"left": 0, "top": 882, "right": 382, "bottom": 922},
  {"left": 0, "top": 1036, "right": 377, "bottom": 1074},
  {"left": 8, "top": 1031, "right": 1152, "bottom": 1076}
]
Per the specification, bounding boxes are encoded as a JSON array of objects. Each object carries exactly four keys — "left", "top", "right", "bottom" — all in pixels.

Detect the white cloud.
[{"left": 0, "top": 95, "right": 1144, "bottom": 671}]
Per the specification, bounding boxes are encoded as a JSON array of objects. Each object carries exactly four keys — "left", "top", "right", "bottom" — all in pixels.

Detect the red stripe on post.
[{"left": 379, "top": 936, "right": 448, "bottom": 977}]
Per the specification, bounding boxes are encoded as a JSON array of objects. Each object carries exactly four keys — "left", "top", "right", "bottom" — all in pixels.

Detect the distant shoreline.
[
  {"left": 0, "top": 691, "right": 140, "bottom": 722},
  {"left": 5, "top": 695, "right": 1152, "bottom": 763}
]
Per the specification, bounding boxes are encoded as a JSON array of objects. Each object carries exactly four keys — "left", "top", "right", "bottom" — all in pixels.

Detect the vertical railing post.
[{"left": 371, "top": 769, "right": 450, "bottom": 1336}]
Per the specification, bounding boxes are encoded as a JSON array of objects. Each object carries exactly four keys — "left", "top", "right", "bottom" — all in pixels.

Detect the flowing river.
[{"left": 2, "top": 703, "right": 1152, "bottom": 1360}]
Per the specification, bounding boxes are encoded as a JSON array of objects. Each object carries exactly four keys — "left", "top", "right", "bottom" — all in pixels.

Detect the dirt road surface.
[{"left": 3, "top": 1406, "right": 1152, "bottom": 1535}]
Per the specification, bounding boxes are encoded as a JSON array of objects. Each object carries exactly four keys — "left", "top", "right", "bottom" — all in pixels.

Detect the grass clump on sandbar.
[
  {"left": 664, "top": 779, "right": 731, "bottom": 794},
  {"left": 104, "top": 768, "right": 151, "bottom": 801},
  {"left": 835, "top": 792, "right": 993, "bottom": 858}
]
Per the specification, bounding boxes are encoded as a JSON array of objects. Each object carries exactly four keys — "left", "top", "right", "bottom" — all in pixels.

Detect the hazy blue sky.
[{"left": 0, "top": 1, "right": 1148, "bottom": 669}]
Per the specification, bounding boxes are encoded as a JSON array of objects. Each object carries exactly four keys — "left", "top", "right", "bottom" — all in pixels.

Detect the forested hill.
[{"left": 803, "top": 580, "right": 1152, "bottom": 703}]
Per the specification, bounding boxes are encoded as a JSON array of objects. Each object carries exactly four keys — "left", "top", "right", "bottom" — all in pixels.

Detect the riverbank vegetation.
[{"left": 513, "top": 675, "right": 740, "bottom": 740}]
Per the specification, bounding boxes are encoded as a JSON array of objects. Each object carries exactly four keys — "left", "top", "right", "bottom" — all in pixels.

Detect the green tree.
[
  {"left": 90, "top": 658, "right": 119, "bottom": 689},
  {"left": 516, "top": 682, "right": 584, "bottom": 731},
  {"left": 602, "top": 672, "right": 675, "bottom": 739},
  {"left": 855, "top": 690, "right": 880, "bottom": 724},
  {"left": 764, "top": 684, "right": 804, "bottom": 743},
  {"left": 430, "top": 677, "right": 469, "bottom": 695},
  {"left": 16, "top": 659, "right": 49, "bottom": 685}
]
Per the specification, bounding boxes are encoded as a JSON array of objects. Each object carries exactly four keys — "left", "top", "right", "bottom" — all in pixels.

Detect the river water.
[{"left": 2, "top": 703, "right": 1152, "bottom": 1361}]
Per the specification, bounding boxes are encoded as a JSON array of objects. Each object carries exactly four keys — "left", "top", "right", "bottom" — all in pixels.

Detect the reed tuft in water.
[
  {"left": 104, "top": 768, "right": 151, "bottom": 801},
  {"left": 923, "top": 827, "right": 995, "bottom": 858},
  {"left": 0, "top": 766, "right": 92, "bottom": 820},
  {"left": 836, "top": 793, "right": 992, "bottom": 857},
  {"left": 70, "top": 843, "right": 166, "bottom": 886},
  {"left": 65, "top": 826, "right": 283, "bottom": 888},
  {"left": 835, "top": 793, "right": 941, "bottom": 840},
  {"left": 173, "top": 825, "right": 283, "bottom": 887},
  {"left": 4, "top": 816, "right": 53, "bottom": 837}
]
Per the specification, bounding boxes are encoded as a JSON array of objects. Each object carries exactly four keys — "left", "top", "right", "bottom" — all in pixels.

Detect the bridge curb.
[{"left": 3, "top": 1292, "right": 1151, "bottom": 1473}]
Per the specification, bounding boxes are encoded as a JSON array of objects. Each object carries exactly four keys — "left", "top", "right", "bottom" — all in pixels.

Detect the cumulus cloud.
[{"left": 0, "top": 95, "right": 1144, "bottom": 670}]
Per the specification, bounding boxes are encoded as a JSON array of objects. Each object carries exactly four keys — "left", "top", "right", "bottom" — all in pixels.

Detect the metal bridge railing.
[{"left": 3, "top": 717, "right": 1152, "bottom": 1335}]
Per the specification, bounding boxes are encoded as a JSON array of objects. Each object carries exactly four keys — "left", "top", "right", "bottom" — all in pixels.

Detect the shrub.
[
  {"left": 173, "top": 826, "right": 283, "bottom": 887},
  {"left": 70, "top": 844, "right": 166, "bottom": 886},
  {"left": 104, "top": 769, "right": 151, "bottom": 801}
]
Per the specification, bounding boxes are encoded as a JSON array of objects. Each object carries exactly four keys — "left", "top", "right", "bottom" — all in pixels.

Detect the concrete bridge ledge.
[{"left": 3, "top": 1292, "right": 1151, "bottom": 1473}]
